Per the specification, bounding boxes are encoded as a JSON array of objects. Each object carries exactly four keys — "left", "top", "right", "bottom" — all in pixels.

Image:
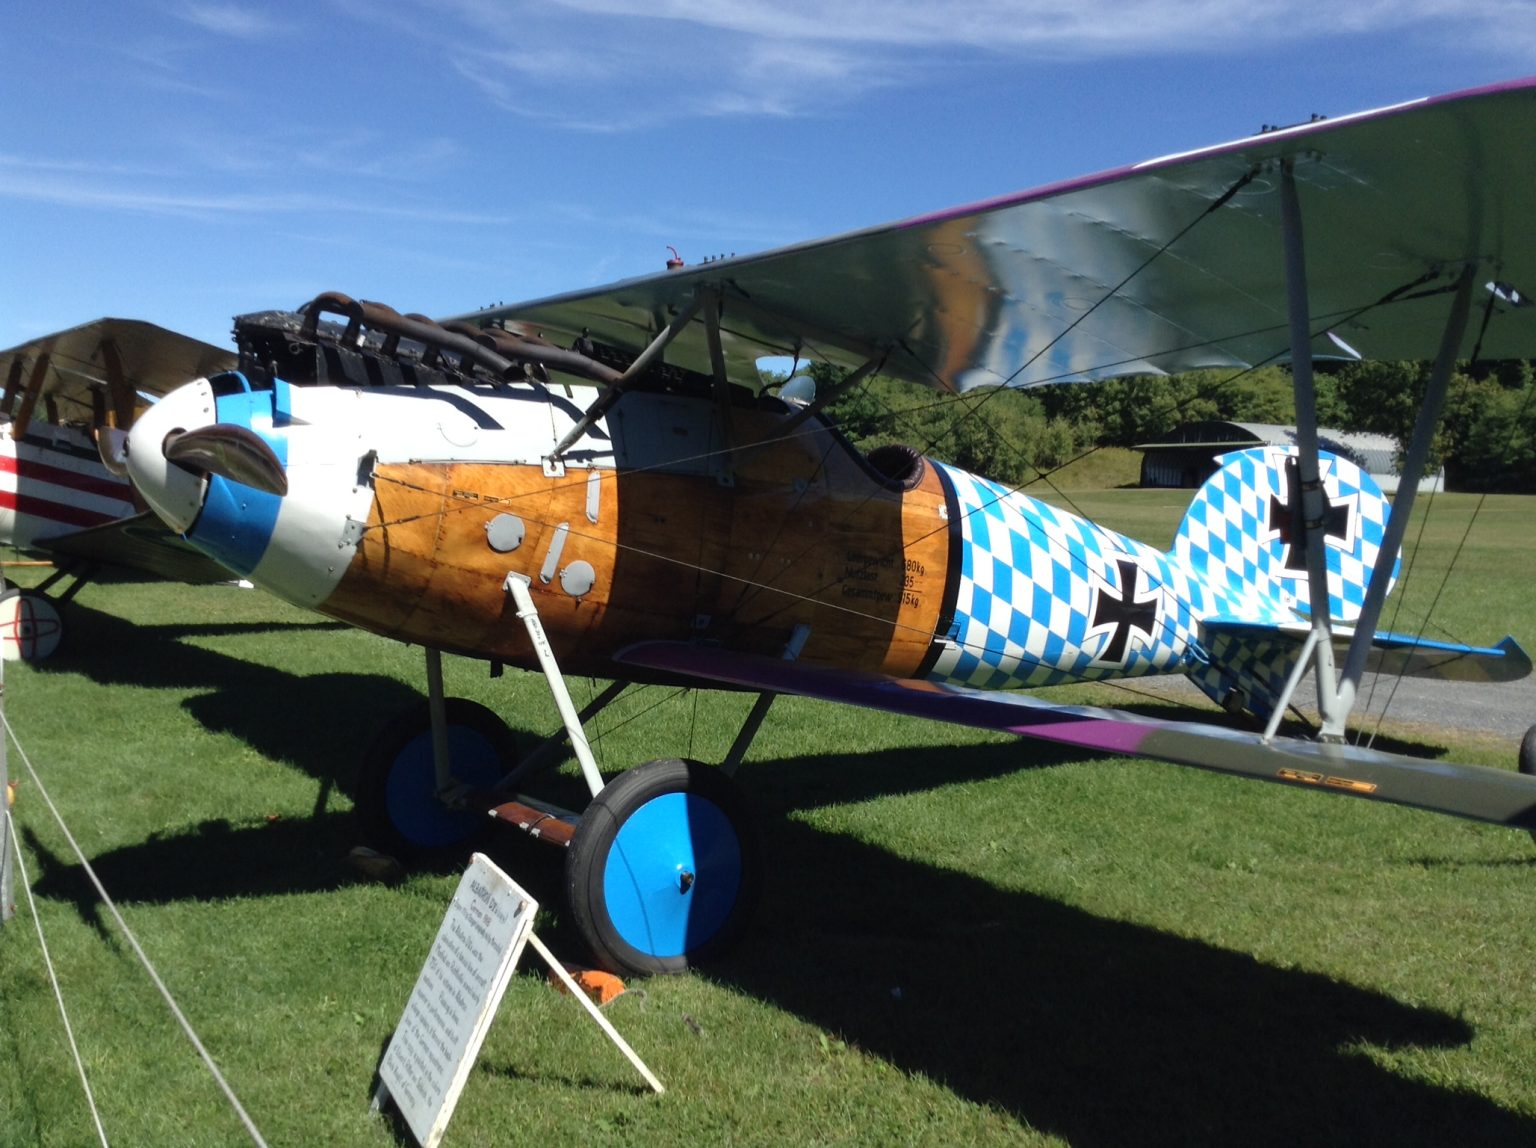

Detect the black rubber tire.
[
  {"left": 1519, "top": 725, "right": 1536, "bottom": 842},
  {"left": 353, "top": 697, "right": 517, "bottom": 865},
  {"left": 1519, "top": 725, "right": 1536, "bottom": 777},
  {"left": 565, "top": 759, "right": 760, "bottom": 976}
]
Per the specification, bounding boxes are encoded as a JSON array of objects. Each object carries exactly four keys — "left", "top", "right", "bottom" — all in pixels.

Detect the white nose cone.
[{"left": 126, "top": 378, "right": 217, "bottom": 534}]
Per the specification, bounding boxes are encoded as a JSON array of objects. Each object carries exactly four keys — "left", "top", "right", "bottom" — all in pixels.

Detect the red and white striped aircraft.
[{"left": 0, "top": 319, "right": 236, "bottom": 658}]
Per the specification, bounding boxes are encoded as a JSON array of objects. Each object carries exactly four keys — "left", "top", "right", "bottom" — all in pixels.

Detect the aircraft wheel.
[
  {"left": 0, "top": 589, "right": 63, "bottom": 661},
  {"left": 353, "top": 698, "right": 516, "bottom": 864},
  {"left": 1519, "top": 725, "right": 1536, "bottom": 841},
  {"left": 566, "top": 758, "right": 759, "bottom": 976}
]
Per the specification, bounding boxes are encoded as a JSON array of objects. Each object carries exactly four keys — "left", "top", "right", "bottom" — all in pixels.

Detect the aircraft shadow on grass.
[
  {"left": 28, "top": 740, "right": 1536, "bottom": 1145},
  {"left": 32, "top": 598, "right": 1457, "bottom": 824},
  {"left": 31, "top": 599, "right": 421, "bottom": 811},
  {"left": 22, "top": 602, "right": 1530, "bottom": 1142},
  {"left": 711, "top": 808, "right": 1529, "bottom": 1146}
]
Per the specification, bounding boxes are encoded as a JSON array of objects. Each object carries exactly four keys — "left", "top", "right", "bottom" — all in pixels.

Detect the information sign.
[{"left": 375, "top": 853, "right": 535, "bottom": 1148}]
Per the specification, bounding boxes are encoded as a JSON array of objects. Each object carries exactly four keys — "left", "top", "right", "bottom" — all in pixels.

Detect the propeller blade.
[
  {"left": 95, "top": 426, "right": 131, "bottom": 477},
  {"left": 163, "top": 425, "right": 288, "bottom": 496}
]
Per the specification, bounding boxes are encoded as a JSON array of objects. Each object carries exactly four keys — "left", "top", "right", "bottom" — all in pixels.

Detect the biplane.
[
  {"left": 0, "top": 319, "right": 237, "bottom": 657},
  {"left": 101, "top": 77, "right": 1536, "bottom": 974}
]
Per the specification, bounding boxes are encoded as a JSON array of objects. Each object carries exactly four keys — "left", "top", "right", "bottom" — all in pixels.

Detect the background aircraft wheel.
[
  {"left": 566, "top": 758, "right": 759, "bottom": 976},
  {"left": 1519, "top": 725, "right": 1536, "bottom": 841},
  {"left": 0, "top": 589, "right": 63, "bottom": 661},
  {"left": 353, "top": 698, "right": 516, "bottom": 864}
]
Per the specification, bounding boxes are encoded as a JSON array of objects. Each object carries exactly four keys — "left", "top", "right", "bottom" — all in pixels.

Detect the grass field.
[{"left": 2, "top": 492, "right": 1534, "bottom": 1146}]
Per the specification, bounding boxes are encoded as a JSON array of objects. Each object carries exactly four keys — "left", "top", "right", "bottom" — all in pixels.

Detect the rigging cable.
[
  {"left": 2, "top": 714, "right": 270, "bottom": 1148},
  {"left": 7, "top": 804, "right": 109, "bottom": 1147},
  {"left": 1361, "top": 371, "right": 1536, "bottom": 747}
]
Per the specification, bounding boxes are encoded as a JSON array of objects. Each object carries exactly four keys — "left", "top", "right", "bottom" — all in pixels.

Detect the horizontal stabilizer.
[
  {"left": 617, "top": 642, "right": 1536, "bottom": 830},
  {"left": 1201, "top": 618, "right": 1531, "bottom": 684}
]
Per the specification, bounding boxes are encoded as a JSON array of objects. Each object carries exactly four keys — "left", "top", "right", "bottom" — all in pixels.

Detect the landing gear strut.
[
  {"left": 352, "top": 579, "right": 772, "bottom": 975},
  {"left": 352, "top": 696, "right": 515, "bottom": 864}
]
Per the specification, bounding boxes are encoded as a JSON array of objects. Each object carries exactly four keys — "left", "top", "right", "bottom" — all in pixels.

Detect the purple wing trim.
[{"left": 616, "top": 642, "right": 1536, "bottom": 829}]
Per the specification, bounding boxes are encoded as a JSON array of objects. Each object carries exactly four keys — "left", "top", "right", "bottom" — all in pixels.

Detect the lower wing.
[
  {"left": 617, "top": 642, "right": 1536, "bottom": 830},
  {"left": 37, "top": 510, "right": 237, "bottom": 585}
]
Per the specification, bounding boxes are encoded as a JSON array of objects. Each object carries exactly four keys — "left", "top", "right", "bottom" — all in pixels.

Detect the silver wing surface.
[{"left": 460, "top": 78, "right": 1536, "bottom": 391}]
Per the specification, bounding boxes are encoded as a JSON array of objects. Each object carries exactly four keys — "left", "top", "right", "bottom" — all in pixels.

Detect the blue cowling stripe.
[{"left": 184, "top": 373, "right": 289, "bottom": 577}]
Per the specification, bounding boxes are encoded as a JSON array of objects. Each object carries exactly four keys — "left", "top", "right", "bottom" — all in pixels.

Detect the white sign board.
[{"left": 376, "top": 853, "right": 536, "bottom": 1148}]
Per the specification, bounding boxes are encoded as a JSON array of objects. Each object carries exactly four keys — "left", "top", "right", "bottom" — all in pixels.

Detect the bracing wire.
[
  {"left": 1360, "top": 372, "right": 1536, "bottom": 746},
  {"left": 7, "top": 805, "right": 110, "bottom": 1147},
  {"left": 2, "top": 715, "right": 270, "bottom": 1148}
]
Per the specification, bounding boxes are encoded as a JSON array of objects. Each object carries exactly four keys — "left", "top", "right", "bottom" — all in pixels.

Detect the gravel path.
[{"left": 1113, "top": 668, "right": 1536, "bottom": 746}]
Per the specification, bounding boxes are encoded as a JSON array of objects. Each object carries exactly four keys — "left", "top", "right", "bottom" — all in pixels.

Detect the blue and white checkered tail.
[
  {"left": 1172, "top": 446, "right": 1398, "bottom": 717},
  {"left": 1173, "top": 445, "right": 1396, "bottom": 624}
]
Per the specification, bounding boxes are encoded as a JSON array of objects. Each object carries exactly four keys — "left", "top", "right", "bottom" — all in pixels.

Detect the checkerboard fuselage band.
[{"left": 924, "top": 448, "right": 1394, "bottom": 698}]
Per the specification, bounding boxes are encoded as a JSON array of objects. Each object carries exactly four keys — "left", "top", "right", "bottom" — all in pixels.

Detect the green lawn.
[{"left": 2, "top": 491, "right": 1534, "bottom": 1146}]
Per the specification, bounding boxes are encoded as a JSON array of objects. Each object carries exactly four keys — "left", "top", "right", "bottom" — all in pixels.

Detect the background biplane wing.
[
  {"left": 0, "top": 318, "right": 237, "bottom": 435},
  {"left": 34, "top": 511, "right": 238, "bottom": 586},
  {"left": 0, "top": 320, "right": 239, "bottom": 622},
  {"left": 618, "top": 642, "right": 1536, "bottom": 830},
  {"left": 463, "top": 77, "right": 1536, "bottom": 389}
]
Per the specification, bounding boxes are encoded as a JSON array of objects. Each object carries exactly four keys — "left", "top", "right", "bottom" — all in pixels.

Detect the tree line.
[{"left": 812, "top": 359, "right": 1536, "bottom": 492}]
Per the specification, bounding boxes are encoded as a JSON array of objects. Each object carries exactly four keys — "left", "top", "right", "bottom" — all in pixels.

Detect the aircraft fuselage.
[{"left": 126, "top": 367, "right": 1274, "bottom": 695}]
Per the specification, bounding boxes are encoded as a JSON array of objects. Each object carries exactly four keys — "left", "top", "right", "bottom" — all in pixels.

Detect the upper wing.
[
  {"left": 462, "top": 78, "right": 1536, "bottom": 391},
  {"left": 0, "top": 321, "right": 236, "bottom": 574},
  {"left": 0, "top": 319, "right": 236, "bottom": 433},
  {"left": 618, "top": 641, "right": 1536, "bottom": 830}
]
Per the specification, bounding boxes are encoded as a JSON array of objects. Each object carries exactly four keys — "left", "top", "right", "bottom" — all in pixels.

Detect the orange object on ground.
[{"left": 552, "top": 964, "right": 626, "bottom": 1006}]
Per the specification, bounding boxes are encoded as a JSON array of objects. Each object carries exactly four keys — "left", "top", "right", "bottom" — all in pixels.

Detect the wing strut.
[
  {"left": 9, "top": 353, "right": 50, "bottom": 440},
  {"left": 701, "top": 287, "right": 739, "bottom": 474},
  {"left": 1277, "top": 161, "right": 1345, "bottom": 736},
  {"left": 96, "top": 338, "right": 136, "bottom": 430},
  {"left": 547, "top": 291, "right": 706, "bottom": 461},
  {"left": 1272, "top": 161, "right": 1479, "bottom": 742},
  {"left": 1330, "top": 266, "right": 1476, "bottom": 733}
]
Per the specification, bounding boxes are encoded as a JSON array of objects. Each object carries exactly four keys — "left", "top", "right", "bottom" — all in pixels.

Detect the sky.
[{"left": 4, "top": 1, "right": 1535, "bottom": 351}]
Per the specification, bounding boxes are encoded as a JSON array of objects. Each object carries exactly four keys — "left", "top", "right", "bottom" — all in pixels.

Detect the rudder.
[{"left": 1172, "top": 445, "right": 1397, "bottom": 624}]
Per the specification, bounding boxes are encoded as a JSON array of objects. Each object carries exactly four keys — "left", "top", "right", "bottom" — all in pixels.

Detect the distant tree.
[
  {"left": 1443, "top": 370, "right": 1536, "bottom": 492},
  {"left": 805, "top": 356, "right": 1536, "bottom": 492}
]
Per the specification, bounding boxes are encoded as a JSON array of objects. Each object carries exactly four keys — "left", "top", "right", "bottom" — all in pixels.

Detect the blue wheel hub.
[
  {"left": 383, "top": 726, "right": 505, "bottom": 848},
  {"left": 603, "top": 793, "right": 743, "bottom": 959}
]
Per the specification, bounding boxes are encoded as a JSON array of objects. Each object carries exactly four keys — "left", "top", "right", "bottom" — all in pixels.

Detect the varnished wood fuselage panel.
[{"left": 322, "top": 408, "right": 954, "bottom": 680}]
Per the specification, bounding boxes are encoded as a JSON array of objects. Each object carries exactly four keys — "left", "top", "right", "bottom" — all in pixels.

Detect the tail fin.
[
  {"left": 1171, "top": 446, "right": 1397, "bottom": 717},
  {"left": 1172, "top": 445, "right": 1396, "bottom": 624},
  {"left": 1169, "top": 447, "right": 1526, "bottom": 718}
]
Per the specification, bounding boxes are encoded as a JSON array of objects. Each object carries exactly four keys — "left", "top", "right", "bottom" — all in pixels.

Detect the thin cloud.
[
  {"left": 380, "top": 0, "right": 1536, "bottom": 129},
  {"left": 543, "top": 0, "right": 1535, "bottom": 54},
  {"left": 174, "top": 2, "right": 291, "bottom": 40},
  {"left": 0, "top": 166, "right": 510, "bottom": 226}
]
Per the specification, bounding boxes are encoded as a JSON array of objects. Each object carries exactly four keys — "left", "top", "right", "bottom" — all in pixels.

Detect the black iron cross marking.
[
  {"left": 1090, "top": 558, "right": 1159, "bottom": 665},
  {"left": 1268, "top": 455, "right": 1350, "bottom": 572}
]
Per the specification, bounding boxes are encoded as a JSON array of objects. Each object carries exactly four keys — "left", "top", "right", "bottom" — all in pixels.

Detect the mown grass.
[{"left": 1, "top": 490, "right": 1533, "bottom": 1147}]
